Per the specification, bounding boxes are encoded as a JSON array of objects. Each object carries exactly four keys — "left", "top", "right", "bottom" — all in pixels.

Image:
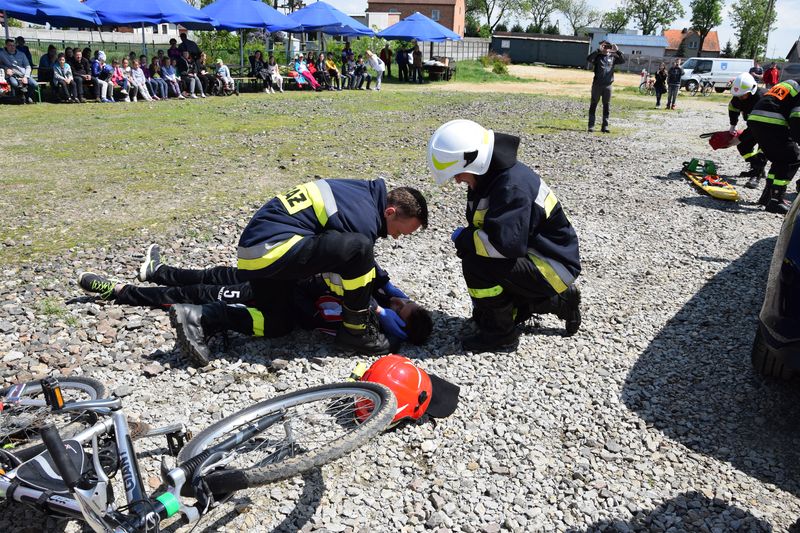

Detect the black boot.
[
  {"left": 742, "top": 154, "right": 767, "bottom": 189},
  {"left": 169, "top": 302, "right": 234, "bottom": 366},
  {"left": 757, "top": 182, "right": 771, "bottom": 206},
  {"left": 462, "top": 300, "right": 519, "bottom": 352},
  {"left": 552, "top": 285, "right": 582, "bottom": 336},
  {"left": 765, "top": 185, "right": 790, "bottom": 214},
  {"left": 336, "top": 306, "right": 390, "bottom": 355}
]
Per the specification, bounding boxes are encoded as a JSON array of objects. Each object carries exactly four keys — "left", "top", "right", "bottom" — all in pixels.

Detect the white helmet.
[
  {"left": 427, "top": 120, "right": 495, "bottom": 185},
  {"left": 731, "top": 73, "right": 758, "bottom": 97}
]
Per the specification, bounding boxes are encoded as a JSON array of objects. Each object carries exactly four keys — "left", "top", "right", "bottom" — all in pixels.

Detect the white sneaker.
[
  {"left": 270, "top": 87, "right": 275, "bottom": 94},
  {"left": 200, "top": 93, "right": 206, "bottom": 98},
  {"left": 279, "top": 88, "right": 284, "bottom": 93},
  {"left": 120, "top": 89, "right": 128, "bottom": 95},
  {"left": 133, "top": 96, "right": 137, "bottom": 102},
  {"left": 124, "top": 96, "right": 130, "bottom": 102},
  {"left": 178, "top": 94, "right": 185, "bottom": 100},
  {"left": 190, "top": 94, "right": 198, "bottom": 99},
  {"left": 264, "top": 87, "right": 270, "bottom": 93}
]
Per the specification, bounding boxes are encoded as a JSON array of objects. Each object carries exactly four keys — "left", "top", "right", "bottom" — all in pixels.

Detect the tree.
[
  {"left": 601, "top": 6, "right": 630, "bottom": 33},
  {"left": 690, "top": 0, "right": 723, "bottom": 55},
  {"left": 510, "top": 23, "right": 524, "bottom": 32},
  {"left": 543, "top": 22, "right": 560, "bottom": 34},
  {"left": 525, "top": 23, "right": 538, "bottom": 33},
  {"left": 676, "top": 40, "right": 686, "bottom": 57},
  {"left": 627, "top": 0, "right": 685, "bottom": 35},
  {"left": 730, "top": 0, "right": 777, "bottom": 59},
  {"left": 520, "top": 0, "right": 558, "bottom": 35},
  {"left": 496, "top": 22, "right": 509, "bottom": 31},
  {"left": 465, "top": 13, "right": 482, "bottom": 37},
  {"left": 467, "top": 0, "right": 520, "bottom": 32},
  {"left": 722, "top": 39, "right": 735, "bottom": 57},
  {"left": 555, "top": 0, "right": 602, "bottom": 36}
]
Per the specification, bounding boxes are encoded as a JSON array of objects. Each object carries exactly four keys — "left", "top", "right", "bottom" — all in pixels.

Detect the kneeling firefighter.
[
  {"left": 428, "top": 120, "right": 582, "bottom": 352},
  {"left": 728, "top": 73, "right": 768, "bottom": 190}
]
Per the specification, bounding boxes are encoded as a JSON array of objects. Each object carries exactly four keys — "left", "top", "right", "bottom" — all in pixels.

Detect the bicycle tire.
[
  {"left": 638, "top": 81, "right": 648, "bottom": 95},
  {"left": 0, "top": 376, "right": 108, "bottom": 449},
  {"left": 178, "top": 382, "right": 396, "bottom": 493}
]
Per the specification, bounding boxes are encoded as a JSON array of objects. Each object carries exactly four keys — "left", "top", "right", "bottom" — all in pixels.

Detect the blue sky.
[{"left": 324, "top": 0, "right": 799, "bottom": 59}]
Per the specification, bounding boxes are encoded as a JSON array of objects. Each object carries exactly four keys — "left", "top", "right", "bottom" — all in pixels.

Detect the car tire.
[{"left": 751, "top": 328, "right": 793, "bottom": 379}]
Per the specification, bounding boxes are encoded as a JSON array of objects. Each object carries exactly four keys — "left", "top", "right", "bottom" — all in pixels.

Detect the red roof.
[{"left": 663, "top": 29, "right": 720, "bottom": 52}]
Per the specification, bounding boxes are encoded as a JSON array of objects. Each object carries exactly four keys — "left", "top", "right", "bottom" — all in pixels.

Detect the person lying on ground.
[{"left": 78, "top": 244, "right": 433, "bottom": 365}]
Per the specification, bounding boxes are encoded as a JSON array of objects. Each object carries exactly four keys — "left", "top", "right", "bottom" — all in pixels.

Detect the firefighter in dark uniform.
[
  {"left": 427, "top": 120, "right": 581, "bottom": 352},
  {"left": 169, "top": 178, "right": 428, "bottom": 361},
  {"left": 728, "top": 73, "right": 768, "bottom": 191},
  {"left": 747, "top": 79, "right": 800, "bottom": 214}
]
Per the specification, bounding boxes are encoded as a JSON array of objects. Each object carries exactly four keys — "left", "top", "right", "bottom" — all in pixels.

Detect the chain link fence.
[{"left": 430, "top": 38, "right": 490, "bottom": 61}]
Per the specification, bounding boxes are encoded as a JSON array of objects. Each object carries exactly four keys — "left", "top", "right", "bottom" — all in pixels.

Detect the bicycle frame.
[{"left": 0, "top": 398, "right": 199, "bottom": 533}]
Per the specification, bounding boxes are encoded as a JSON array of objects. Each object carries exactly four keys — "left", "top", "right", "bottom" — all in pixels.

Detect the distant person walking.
[
  {"left": 763, "top": 62, "right": 779, "bottom": 89},
  {"left": 666, "top": 59, "right": 684, "bottom": 110},
  {"left": 586, "top": 40, "right": 625, "bottom": 133},
  {"left": 654, "top": 63, "right": 667, "bottom": 109}
]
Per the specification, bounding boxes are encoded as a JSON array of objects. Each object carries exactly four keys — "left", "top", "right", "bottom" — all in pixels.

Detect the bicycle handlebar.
[{"left": 40, "top": 424, "right": 81, "bottom": 490}]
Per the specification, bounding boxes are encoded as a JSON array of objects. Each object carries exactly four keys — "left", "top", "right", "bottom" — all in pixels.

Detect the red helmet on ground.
[{"left": 356, "top": 355, "right": 459, "bottom": 425}]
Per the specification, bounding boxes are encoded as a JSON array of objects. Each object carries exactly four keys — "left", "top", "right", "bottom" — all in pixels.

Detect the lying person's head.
[
  {"left": 389, "top": 297, "right": 433, "bottom": 345},
  {"left": 385, "top": 187, "right": 428, "bottom": 238}
]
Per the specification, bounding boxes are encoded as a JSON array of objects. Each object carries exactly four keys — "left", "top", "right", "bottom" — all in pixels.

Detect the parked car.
[
  {"left": 680, "top": 57, "right": 754, "bottom": 92},
  {"left": 752, "top": 194, "right": 800, "bottom": 378},
  {"left": 778, "top": 62, "right": 800, "bottom": 82}
]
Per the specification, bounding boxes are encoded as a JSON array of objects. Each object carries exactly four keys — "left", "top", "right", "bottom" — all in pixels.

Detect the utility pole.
[{"left": 754, "top": 0, "right": 776, "bottom": 61}]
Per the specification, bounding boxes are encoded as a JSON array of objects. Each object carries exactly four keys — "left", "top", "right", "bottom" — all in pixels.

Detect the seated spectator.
[
  {"left": 121, "top": 57, "right": 139, "bottom": 102},
  {"left": 266, "top": 54, "right": 283, "bottom": 93},
  {"left": 162, "top": 58, "right": 184, "bottom": 99},
  {"left": 365, "top": 50, "right": 385, "bottom": 91},
  {"left": 177, "top": 50, "right": 203, "bottom": 98},
  {"left": 109, "top": 59, "right": 130, "bottom": 100},
  {"left": 15, "top": 36, "right": 32, "bottom": 65},
  {"left": 251, "top": 50, "right": 271, "bottom": 93},
  {"left": 325, "top": 52, "right": 342, "bottom": 90},
  {"left": 149, "top": 57, "right": 169, "bottom": 100},
  {"left": 91, "top": 51, "right": 113, "bottom": 102},
  {"left": 354, "top": 54, "right": 372, "bottom": 90},
  {"left": 215, "top": 58, "right": 234, "bottom": 93},
  {"left": 197, "top": 52, "right": 215, "bottom": 96},
  {"left": 157, "top": 49, "right": 167, "bottom": 65},
  {"left": 0, "top": 38, "right": 38, "bottom": 104},
  {"left": 341, "top": 41, "right": 354, "bottom": 66},
  {"left": 314, "top": 52, "right": 333, "bottom": 90},
  {"left": 0, "top": 68, "right": 9, "bottom": 97},
  {"left": 38, "top": 44, "right": 58, "bottom": 85},
  {"left": 343, "top": 55, "right": 356, "bottom": 89},
  {"left": 139, "top": 54, "right": 160, "bottom": 100},
  {"left": 64, "top": 47, "right": 74, "bottom": 62},
  {"left": 52, "top": 52, "right": 78, "bottom": 103},
  {"left": 131, "top": 59, "right": 154, "bottom": 101},
  {"left": 178, "top": 32, "right": 201, "bottom": 61},
  {"left": 68, "top": 49, "right": 93, "bottom": 103},
  {"left": 294, "top": 53, "right": 321, "bottom": 90},
  {"left": 168, "top": 39, "right": 181, "bottom": 62},
  {"left": 83, "top": 47, "right": 93, "bottom": 61}
]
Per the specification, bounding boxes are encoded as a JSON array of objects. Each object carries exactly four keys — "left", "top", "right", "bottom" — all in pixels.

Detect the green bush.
[
  {"left": 479, "top": 55, "right": 491, "bottom": 67},
  {"left": 492, "top": 61, "right": 508, "bottom": 75}
]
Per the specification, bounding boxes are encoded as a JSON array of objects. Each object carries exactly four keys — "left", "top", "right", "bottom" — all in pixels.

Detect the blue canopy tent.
[
  {"left": 85, "top": 0, "right": 218, "bottom": 55},
  {"left": 1, "top": 0, "right": 101, "bottom": 40},
  {"left": 288, "top": 1, "right": 373, "bottom": 56},
  {"left": 377, "top": 11, "right": 461, "bottom": 42},
  {"left": 201, "top": 0, "right": 302, "bottom": 71}
]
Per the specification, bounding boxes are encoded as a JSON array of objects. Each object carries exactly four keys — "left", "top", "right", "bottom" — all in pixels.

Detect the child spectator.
[
  {"left": 266, "top": 54, "right": 283, "bottom": 93},
  {"left": 354, "top": 55, "right": 371, "bottom": 90},
  {"left": 294, "top": 53, "right": 321, "bottom": 90},
  {"left": 110, "top": 59, "right": 129, "bottom": 100},
  {"left": 162, "top": 58, "right": 184, "bottom": 99},
  {"left": 251, "top": 50, "right": 271, "bottom": 92},
  {"left": 91, "top": 51, "right": 113, "bottom": 102},
  {"left": 314, "top": 52, "right": 333, "bottom": 90},
  {"left": 325, "top": 52, "right": 342, "bottom": 90},
  {"left": 149, "top": 57, "right": 169, "bottom": 100},
  {"left": 344, "top": 55, "right": 356, "bottom": 89},
  {"left": 215, "top": 58, "right": 234, "bottom": 93},
  {"left": 365, "top": 50, "right": 385, "bottom": 91},
  {"left": 52, "top": 53, "right": 78, "bottom": 103},
  {"left": 131, "top": 59, "right": 154, "bottom": 101},
  {"left": 121, "top": 57, "right": 138, "bottom": 102},
  {"left": 139, "top": 55, "right": 160, "bottom": 100},
  {"left": 168, "top": 39, "right": 181, "bottom": 62}
]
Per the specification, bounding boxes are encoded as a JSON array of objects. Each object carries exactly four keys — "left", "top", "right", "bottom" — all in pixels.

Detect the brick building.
[
  {"left": 367, "top": 0, "right": 465, "bottom": 37},
  {"left": 662, "top": 28, "right": 720, "bottom": 58}
]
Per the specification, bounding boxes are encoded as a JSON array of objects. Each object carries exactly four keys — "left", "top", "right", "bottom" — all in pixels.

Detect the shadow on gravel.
[
  {"left": 623, "top": 237, "right": 800, "bottom": 497},
  {"left": 572, "top": 491, "right": 773, "bottom": 532},
  {"left": 677, "top": 195, "right": 758, "bottom": 213},
  {"left": 0, "top": 508, "right": 69, "bottom": 533},
  {"left": 163, "top": 468, "right": 325, "bottom": 532}
]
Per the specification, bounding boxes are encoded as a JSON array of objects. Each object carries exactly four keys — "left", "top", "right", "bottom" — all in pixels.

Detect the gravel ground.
[{"left": 2, "top": 95, "right": 800, "bottom": 532}]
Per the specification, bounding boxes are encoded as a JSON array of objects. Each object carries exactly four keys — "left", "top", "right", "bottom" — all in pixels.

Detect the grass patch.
[
  {"left": 36, "top": 297, "right": 77, "bottom": 325},
  {"left": 454, "top": 60, "right": 530, "bottom": 83}
]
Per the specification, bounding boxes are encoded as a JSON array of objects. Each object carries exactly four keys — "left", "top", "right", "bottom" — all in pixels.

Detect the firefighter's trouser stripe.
[
  {"left": 749, "top": 112, "right": 788, "bottom": 126},
  {"left": 237, "top": 235, "right": 304, "bottom": 271},
  {"left": 769, "top": 173, "right": 789, "bottom": 187},
  {"left": 468, "top": 285, "right": 504, "bottom": 298},
  {"left": 742, "top": 149, "right": 761, "bottom": 160},
  {"left": 528, "top": 249, "right": 574, "bottom": 294},
  {"left": 247, "top": 307, "right": 265, "bottom": 337}
]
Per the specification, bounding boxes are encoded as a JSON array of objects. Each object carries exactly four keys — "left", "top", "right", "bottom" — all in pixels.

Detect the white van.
[{"left": 679, "top": 57, "right": 754, "bottom": 92}]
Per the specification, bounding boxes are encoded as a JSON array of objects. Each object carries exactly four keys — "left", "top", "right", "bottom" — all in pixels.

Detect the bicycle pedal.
[{"left": 166, "top": 430, "right": 192, "bottom": 457}]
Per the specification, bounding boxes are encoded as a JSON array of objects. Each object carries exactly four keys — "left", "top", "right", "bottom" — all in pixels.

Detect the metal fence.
[
  {"left": 430, "top": 38, "right": 490, "bottom": 61},
  {"left": 614, "top": 54, "right": 671, "bottom": 75}
]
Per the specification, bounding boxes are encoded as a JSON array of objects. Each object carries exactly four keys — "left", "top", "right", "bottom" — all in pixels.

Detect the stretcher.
[{"left": 681, "top": 159, "right": 739, "bottom": 201}]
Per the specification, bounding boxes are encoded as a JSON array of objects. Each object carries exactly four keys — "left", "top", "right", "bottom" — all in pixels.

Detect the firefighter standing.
[
  {"left": 427, "top": 120, "right": 581, "bottom": 352},
  {"left": 170, "top": 178, "right": 428, "bottom": 359},
  {"left": 747, "top": 79, "right": 800, "bottom": 214},
  {"left": 728, "top": 73, "right": 768, "bottom": 191}
]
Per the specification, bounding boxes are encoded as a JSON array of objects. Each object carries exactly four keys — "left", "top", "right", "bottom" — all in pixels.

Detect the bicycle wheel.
[
  {"left": 0, "top": 376, "right": 107, "bottom": 450},
  {"left": 638, "top": 81, "right": 648, "bottom": 95},
  {"left": 178, "top": 382, "right": 396, "bottom": 493}
]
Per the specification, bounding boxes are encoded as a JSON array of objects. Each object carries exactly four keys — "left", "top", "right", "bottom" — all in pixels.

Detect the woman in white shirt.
[{"left": 365, "top": 50, "right": 385, "bottom": 91}]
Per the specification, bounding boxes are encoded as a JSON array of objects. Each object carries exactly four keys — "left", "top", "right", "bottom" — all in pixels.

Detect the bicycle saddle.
[{"left": 15, "top": 439, "right": 87, "bottom": 494}]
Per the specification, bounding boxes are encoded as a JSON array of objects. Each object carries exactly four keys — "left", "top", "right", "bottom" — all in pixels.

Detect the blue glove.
[
  {"left": 376, "top": 307, "right": 407, "bottom": 340},
  {"left": 451, "top": 226, "right": 465, "bottom": 242},
  {"left": 383, "top": 281, "right": 408, "bottom": 299}
]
